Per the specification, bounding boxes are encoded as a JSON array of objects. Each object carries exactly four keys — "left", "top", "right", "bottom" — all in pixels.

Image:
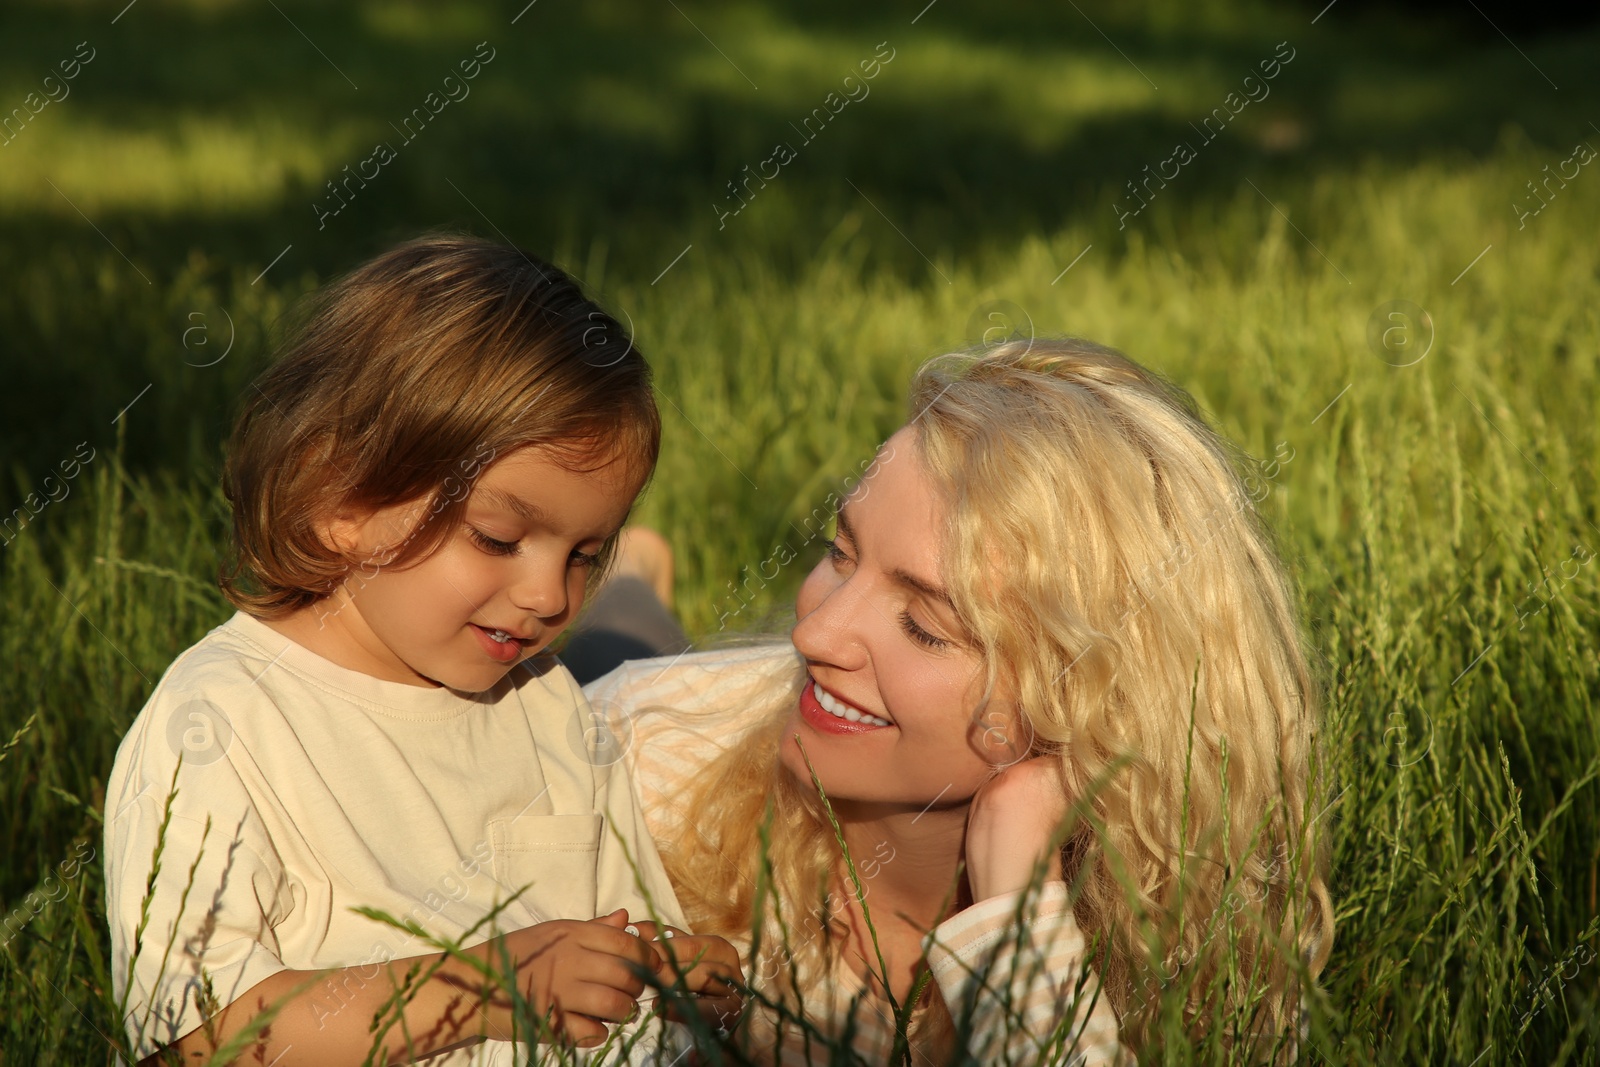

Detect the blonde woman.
[{"left": 579, "top": 338, "right": 1334, "bottom": 1064}]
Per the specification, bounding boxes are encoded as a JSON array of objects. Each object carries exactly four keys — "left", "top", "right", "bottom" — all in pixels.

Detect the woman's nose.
[{"left": 791, "top": 565, "right": 868, "bottom": 668}]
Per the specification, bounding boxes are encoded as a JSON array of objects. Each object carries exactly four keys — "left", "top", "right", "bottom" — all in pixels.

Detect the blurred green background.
[
  {"left": 3, "top": 0, "right": 1596, "bottom": 489},
  {"left": 2, "top": 0, "right": 1598, "bottom": 1063}
]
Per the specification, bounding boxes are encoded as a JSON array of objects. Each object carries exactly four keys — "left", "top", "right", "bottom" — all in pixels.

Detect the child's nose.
[{"left": 509, "top": 558, "right": 570, "bottom": 621}]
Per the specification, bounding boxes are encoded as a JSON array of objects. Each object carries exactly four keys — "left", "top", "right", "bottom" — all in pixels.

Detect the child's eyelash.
[
  {"left": 823, "top": 537, "right": 849, "bottom": 562},
  {"left": 899, "top": 609, "right": 948, "bottom": 650},
  {"left": 471, "top": 526, "right": 602, "bottom": 568},
  {"left": 468, "top": 527, "right": 520, "bottom": 556}
]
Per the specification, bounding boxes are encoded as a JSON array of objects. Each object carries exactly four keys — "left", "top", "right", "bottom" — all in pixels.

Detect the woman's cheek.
[
  {"left": 900, "top": 734, "right": 990, "bottom": 802},
  {"left": 890, "top": 687, "right": 993, "bottom": 787}
]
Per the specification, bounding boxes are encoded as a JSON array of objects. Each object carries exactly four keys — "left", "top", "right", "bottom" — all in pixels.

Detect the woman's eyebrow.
[
  {"left": 891, "top": 566, "right": 955, "bottom": 609},
  {"left": 837, "top": 503, "right": 955, "bottom": 608}
]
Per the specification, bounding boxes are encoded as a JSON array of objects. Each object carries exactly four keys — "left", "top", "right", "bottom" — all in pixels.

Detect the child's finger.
[
  {"left": 575, "top": 949, "right": 657, "bottom": 1000},
  {"left": 656, "top": 934, "right": 745, "bottom": 1030},
  {"left": 553, "top": 1011, "right": 608, "bottom": 1049},
  {"left": 646, "top": 925, "right": 703, "bottom": 972},
  {"left": 623, "top": 922, "right": 674, "bottom": 974},
  {"left": 662, "top": 934, "right": 743, "bottom": 986},
  {"left": 579, "top": 919, "right": 665, "bottom": 974},
  {"left": 549, "top": 999, "right": 611, "bottom": 1048},
  {"left": 564, "top": 978, "right": 645, "bottom": 1026},
  {"left": 674, "top": 957, "right": 739, "bottom": 995}
]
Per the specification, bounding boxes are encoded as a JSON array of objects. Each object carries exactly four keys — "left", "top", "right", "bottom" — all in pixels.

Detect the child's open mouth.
[{"left": 469, "top": 622, "right": 528, "bottom": 663}]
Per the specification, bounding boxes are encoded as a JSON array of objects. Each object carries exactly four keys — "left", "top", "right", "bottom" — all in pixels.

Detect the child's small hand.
[
  {"left": 623, "top": 920, "right": 745, "bottom": 1036},
  {"left": 482, "top": 909, "right": 664, "bottom": 1048}
]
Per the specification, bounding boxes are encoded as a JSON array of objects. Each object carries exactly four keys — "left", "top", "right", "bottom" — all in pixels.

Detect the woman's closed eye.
[
  {"left": 899, "top": 609, "right": 949, "bottom": 650},
  {"left": 824, "top": 535, "right": 949, "bottom": 649},
  {"left": 823, "top": 537, "right": 853, "bottom": 566}
]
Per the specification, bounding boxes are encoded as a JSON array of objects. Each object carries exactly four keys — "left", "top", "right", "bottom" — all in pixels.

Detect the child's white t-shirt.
[{"left": 104, "top": 609, "right": 689, "bottom": 1065}]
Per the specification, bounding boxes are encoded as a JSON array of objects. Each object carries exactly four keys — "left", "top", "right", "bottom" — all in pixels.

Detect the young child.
[{"left": 104, "top": 234, "right": 739, "bottom": 1066}]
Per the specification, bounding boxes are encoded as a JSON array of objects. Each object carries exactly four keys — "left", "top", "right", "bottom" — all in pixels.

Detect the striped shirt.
[{"left": 584, "top": 644, "right": 1131, "bottom": 1066}]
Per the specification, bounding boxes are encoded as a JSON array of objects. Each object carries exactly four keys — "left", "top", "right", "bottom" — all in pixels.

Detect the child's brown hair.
[{"left": 219, "top": 232, "right": 658, "bottom": 618}]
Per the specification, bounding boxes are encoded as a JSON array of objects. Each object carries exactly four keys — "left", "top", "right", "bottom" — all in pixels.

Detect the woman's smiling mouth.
[{"left": 801, "top": 677, "right": 894, "bottom": 732}]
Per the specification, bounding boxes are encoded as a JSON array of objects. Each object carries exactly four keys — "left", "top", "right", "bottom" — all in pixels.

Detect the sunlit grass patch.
[{"left": 0, "top": 112, "right": 364, "bottom": 215}]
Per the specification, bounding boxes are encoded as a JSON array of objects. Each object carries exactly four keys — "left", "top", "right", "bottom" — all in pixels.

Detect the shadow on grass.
[{"left": 1, "top": 0, "right": 1597, "bottom": 482}]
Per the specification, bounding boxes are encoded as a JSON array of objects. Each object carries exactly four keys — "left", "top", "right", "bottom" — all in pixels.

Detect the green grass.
[{"left": 2, "top": 0, "right": 1598, "bottom": 1062}]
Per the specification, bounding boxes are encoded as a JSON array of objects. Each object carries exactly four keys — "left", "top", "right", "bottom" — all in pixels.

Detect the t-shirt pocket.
[{"left": 487, "top": 812, "right": 604, "bottom": 920}]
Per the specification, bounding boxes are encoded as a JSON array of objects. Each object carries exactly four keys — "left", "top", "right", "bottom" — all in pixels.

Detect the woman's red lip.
[{"left": 799, "top": 679, "right": 892, "bottom": 735}]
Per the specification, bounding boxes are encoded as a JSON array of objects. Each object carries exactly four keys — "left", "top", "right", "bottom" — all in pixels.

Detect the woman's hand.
[{"left": 964, "top": 756, "right": 1070, "bottom": 902}]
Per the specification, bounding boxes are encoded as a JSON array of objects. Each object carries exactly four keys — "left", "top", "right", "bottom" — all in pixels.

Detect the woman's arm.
[
  {"left": 935, "top": 757, "right": 1129, "bottom": 1065},
  {"left": 923, "top": 882, "right": 1129, "bottom": 1066}
]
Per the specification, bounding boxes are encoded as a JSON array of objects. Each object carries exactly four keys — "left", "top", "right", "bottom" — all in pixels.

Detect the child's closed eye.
[
  {"left": 468, "top": 527, "right": 520, "bottom": 556},
  {"left": 470, "top": 526, "right": 601, "bottom": 568}
]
